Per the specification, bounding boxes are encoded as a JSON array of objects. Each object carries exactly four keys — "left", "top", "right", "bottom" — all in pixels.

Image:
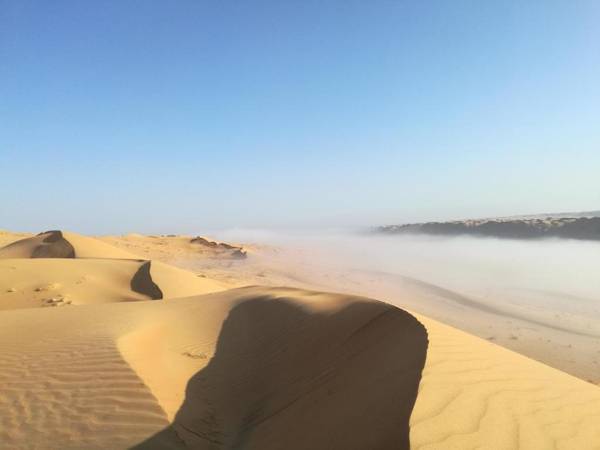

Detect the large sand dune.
[
  {"left": 0, "top": 286, "right": 599, "bottom": 449},
  {"left": 0, "top": 287, "right": 428, "bottom": 450}
]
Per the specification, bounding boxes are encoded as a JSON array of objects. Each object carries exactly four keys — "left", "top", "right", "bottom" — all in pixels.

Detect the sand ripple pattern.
[
  {"left": 0, "top": 333, "right": 171, "bottom": 449},
  {"left": 410, "top": 317, "right": 600, "bottom": 449}
]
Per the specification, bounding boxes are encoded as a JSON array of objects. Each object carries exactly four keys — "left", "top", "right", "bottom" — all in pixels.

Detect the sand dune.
[
  {"left": 0, "top": 287, "right": 428, "bottom": 449},
  {"left": 411, "top": 313, "right": 600, "bottom": 449},
  {"left": 100, "top": 234, "right": 248, "bottom": 264},
  {"left": 0, "top": 230, "right": 76, "bottom": 258},
  {"left": 0, "top": 231, "right": 224, "bottom": 311},
  {"left": 0, "top": 230, "right": 140, "bottom": 260},
  {"left": 0, "top": 230, "right": 31, "bottom": 249},
  {"left": 0, "top": 286, "right": 599, "bottom": 449},
  {"left": 0, "top": 258, "right": 158, "bottom": 309}
]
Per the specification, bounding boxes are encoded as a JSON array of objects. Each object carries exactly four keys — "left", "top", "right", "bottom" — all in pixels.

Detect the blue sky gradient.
[{"left": 1, "top": 1, "right": 599, "bottom": 233}]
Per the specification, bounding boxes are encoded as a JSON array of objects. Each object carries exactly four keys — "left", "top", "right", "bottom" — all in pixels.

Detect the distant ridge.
[
  {"left": 496, "top": 210, "right": 600, "bottom": 220},
  {"left": 378, "top": 211, "right": 600, "bottom": 241}
]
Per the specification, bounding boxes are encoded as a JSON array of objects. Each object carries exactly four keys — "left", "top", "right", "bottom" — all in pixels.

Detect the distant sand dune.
[
  {"left": 100, "top": 233, "right": 250, "bottom": 267},
  {"left": 0, "top": 230, "right": 75, "bottom": 258},
  {"left": 0, "top": 231, "right": 224, "bottom": 310},
  {"left": 0, "top": 230, "right": 141, "bottom": 260}
]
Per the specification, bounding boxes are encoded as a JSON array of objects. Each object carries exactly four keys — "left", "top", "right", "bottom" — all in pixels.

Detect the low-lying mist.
[{"left": 214, "top": 228, "right": 600, "bottom": 336}]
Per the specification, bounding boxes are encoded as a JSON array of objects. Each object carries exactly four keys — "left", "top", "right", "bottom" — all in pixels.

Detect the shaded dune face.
[
  {"left": 131, "top": 261, "right": 164, "bottom": 300},
  {"left": 0, "top": 230, "right": 76, "bottom": 259},
  {"left": 32, "top": 230, "right": 76, "bottom": 258},
  {"left": 133, "top": 297, "right": 428, "bottom": 450}
]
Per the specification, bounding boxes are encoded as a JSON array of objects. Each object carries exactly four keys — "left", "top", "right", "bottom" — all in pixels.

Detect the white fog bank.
[{"left": 215, "top": 229, "right": 600, "bottom": 317}]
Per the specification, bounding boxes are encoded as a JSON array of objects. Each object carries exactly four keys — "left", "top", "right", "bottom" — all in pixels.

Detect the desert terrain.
[
  {"left": 0, "top": 229, "right": 599, "bottom": 449},
  {"left": 98, "top": 230, "right": 600, "bottom": 385}
]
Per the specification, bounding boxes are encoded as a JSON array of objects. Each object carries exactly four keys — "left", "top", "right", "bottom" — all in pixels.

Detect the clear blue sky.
[{"left": 1, "top": 0, "right": 599, "bottom": 234}]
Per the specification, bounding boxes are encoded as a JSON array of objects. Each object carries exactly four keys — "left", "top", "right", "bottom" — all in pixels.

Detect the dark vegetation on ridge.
[{"left": 378, "top": 216, "right": 600, "bottom": 241}]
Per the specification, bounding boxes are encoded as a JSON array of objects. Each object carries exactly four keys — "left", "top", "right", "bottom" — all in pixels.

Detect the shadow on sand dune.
[
  {"left": 130, "top": 261, "right": 164, "bottom": 300},
  {"left": 132, "top": 295, "right": 428, "bottom": 450}
]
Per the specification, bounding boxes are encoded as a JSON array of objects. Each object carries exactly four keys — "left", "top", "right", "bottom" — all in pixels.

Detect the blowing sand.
[{"left": 0, "top": 230, "right": 599, "bottom": 449}]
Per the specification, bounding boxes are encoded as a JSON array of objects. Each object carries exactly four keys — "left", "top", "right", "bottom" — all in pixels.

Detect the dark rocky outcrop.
[
  {"left": 378, "top": 217, "right": 600, "bottom": 241},
  {"left": 190, "top": 237, "right": 247, "bottom": 259}
]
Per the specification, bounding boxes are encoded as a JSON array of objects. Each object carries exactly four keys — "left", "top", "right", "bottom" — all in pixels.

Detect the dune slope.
[
  {"left": 0, "top": 231, "right": 224, "bottom": 310},
  {"left": 0, "top": 258, "right": 159, "bottom": 309},
  {"left": 411, "top": 314, "right": 600, "bottom": 449},
  {"left": 127, "top": 287, "right": 428, "bottom": 450},
  {"left": 0, "top": 287, "right": 428, "bottom": 450},
  {"left": 0, "top": 230, "right": 76, "bottom": 258},
  {"left": 0, "top": 285, "right": 599, "bottom": 449}
]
